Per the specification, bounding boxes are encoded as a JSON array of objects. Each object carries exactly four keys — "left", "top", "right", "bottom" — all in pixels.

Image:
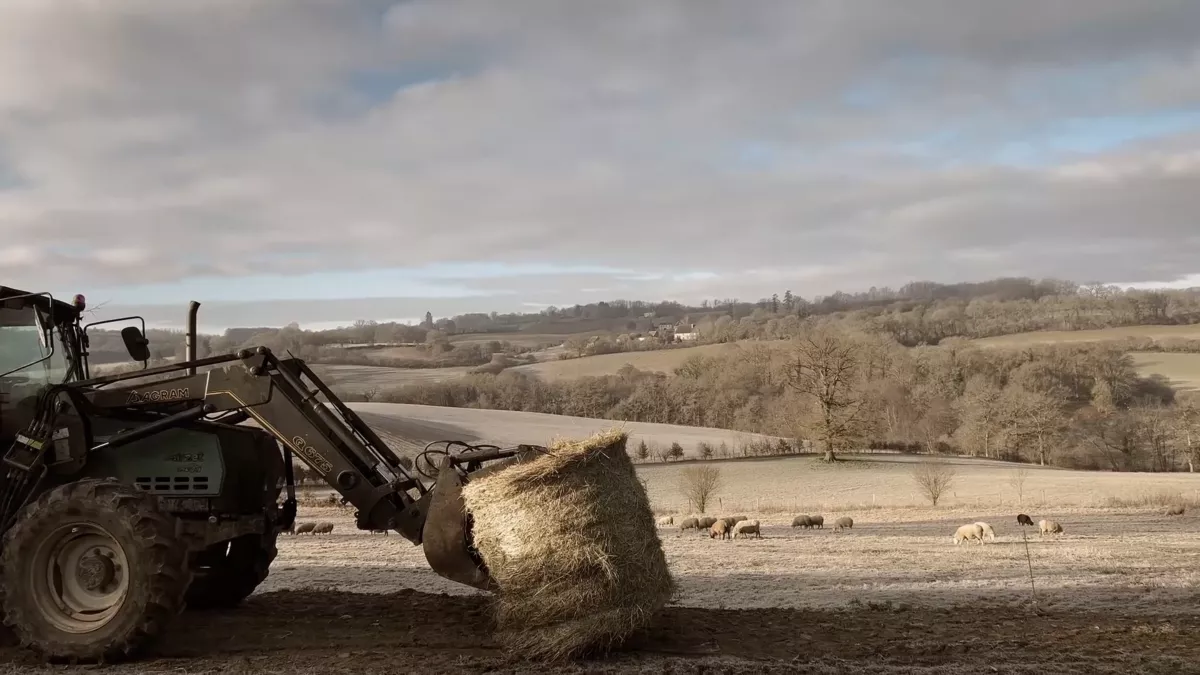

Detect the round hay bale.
[{"left": 460, "top": 429, "right": 675, "bottom": 661}]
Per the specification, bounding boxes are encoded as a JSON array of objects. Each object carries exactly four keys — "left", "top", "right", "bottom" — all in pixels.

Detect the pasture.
[
  {"left": 972, "top": 323, "right": 1200, "bottom": 347},
  {"left": 509, "top": 340, "right": 778, "bottom": 381},
  {"left": 1131, "top": 351, "right": 1200, "bottom": 391},
  {"left": 310, "top": 364, "right": 475, "bottom": 390}
]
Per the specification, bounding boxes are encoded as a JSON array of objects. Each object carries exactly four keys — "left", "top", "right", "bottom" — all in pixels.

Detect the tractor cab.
[{"left": 0, "top": 286, "right": 152, "bottom": 446}]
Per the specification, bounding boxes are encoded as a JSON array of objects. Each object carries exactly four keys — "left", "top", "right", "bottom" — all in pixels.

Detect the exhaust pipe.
[{"left": 186, "top": 300, "right": 200, "bottom": 375}]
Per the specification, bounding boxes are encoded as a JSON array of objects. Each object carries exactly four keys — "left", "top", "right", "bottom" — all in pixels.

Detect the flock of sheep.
[
  {"left": 657, "top": 514, "right": 764, "bottom": 539},
  {"left": 656, "top": 511, "right": 1069, "bottom": 544}
]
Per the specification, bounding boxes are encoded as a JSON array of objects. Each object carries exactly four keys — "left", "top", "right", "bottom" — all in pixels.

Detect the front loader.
[{"left": 0, "top": 286, "right": 536, "bottom": 662}]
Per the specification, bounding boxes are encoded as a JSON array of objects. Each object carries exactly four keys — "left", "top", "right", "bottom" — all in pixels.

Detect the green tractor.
[{"left": 0, "top": 286, "right": 533, "bottom": 662}]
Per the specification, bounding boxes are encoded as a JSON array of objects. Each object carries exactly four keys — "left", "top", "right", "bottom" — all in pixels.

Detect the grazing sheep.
[
  {"left": 1038, "top": 519, "right": 1063, "bottom": 537},
  {"left": 833, "top": 516, "right": 853, "bottom": 531},
  {"left": 293, "top": 522, "right": 316, "bottom": 535},
  {"left": 1166, "top": 504, "right": 1186, "bottom": 516},
  {"left": 1016, "top": 513, "right": 1034, "bottom": 527},
  {"left": 697, "top": 517, "right": 718, "bottom": 529},
  {"left": 709, "top": 519, "right": 730, "bottom": 540},
  {"left": 313, "top": 522, "right": 335, "bottom": 535},
  {"left": 974, "top": 521, "right": 996, "bottom": 542},
  {"left": 657, "top": 515, "right": 674, "bottom": 526},
  {"left": 679, "top": 517, "right": 700, "bottom": 531},
  {"left": 954, "top": 523, "right": 985, "bottom": 545},
  {"left": 809, "top": 515, "right": 825, "bottom": 529},
  {"left": 732, "top": 519, "right": 761, "bottom": 539},
  {"left": 715, "top": 514, "right": 744, "bottom": 530},
  {"left": 791, "top": 515, "right": 812, "bottom": 528}
]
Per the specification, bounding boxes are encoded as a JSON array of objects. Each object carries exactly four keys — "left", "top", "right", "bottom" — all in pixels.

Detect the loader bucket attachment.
[{"left": 421, "top": 458, "right": 495, "bottom": 591}]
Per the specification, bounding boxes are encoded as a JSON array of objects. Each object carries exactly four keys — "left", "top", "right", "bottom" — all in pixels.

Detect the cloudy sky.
[{"left": 3, "top": 1, "right": 1200, "bottom": 331}]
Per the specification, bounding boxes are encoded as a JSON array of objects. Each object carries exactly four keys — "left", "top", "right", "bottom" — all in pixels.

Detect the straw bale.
[{"left": 460, "top": 429, "right": 675, "bottom": 660}]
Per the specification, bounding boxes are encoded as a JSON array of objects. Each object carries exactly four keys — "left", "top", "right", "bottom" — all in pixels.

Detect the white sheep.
[
  {"left": 953, "top": 523, "right": 984, "bottom": 545},
  {"left": 1038, "top": 519, "right": 1063, "bottom": 537},
  {"left": 732, "top": 519, "right": 761, "bottom": 539},
  {"left": 656, "top": 515, "right": 674, "bottom": 527},
  {"left": 974, "top": 521, "right": 996, "bottom": 542},
  {"left": 312, "top": 522, "right": 335, "bottom": 535},
  {"left": 833, "top": 516, "right": 853, "bottom": 531}
]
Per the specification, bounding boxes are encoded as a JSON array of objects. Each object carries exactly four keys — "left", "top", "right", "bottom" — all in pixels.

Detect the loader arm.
[{"left": 5, "top": 345, "right": 529, "bottom": 589}]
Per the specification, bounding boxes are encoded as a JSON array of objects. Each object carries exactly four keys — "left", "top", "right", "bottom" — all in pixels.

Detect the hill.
[
  {"left": 342, "top": 403, "right": 1200, "bottom": 510},
  {"left": 345, "top": 402, "right": 782, "bottom": 458}
]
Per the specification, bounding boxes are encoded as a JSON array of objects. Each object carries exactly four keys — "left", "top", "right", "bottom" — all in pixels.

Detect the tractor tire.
[
  {"left": 0, "top": 478, "right": 191, "bottom": 663},
  {"left": 184, "top": 531, "right": 278, "bottom": 610}
]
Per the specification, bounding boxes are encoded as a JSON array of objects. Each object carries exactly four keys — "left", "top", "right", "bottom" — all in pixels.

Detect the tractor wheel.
[
  {"left": 0, "top": 478, "right": 191, "bottom": 663},
  {"left": 184, "top": 531, "right": 278, "bottom": 610}
]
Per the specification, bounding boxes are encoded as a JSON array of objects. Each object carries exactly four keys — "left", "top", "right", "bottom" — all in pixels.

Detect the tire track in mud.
[{"left": 3, "top": 589, "right": 1200, "bottom": 674}]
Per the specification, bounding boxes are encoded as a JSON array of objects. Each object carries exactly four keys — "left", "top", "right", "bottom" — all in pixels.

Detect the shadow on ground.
[{"left": 3, "top": 586, "right": 1199, "bottom": 674}]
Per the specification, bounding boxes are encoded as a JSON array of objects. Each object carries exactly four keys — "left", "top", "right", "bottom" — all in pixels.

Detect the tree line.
[
  {"left": 345, "top": 327, "right": 1200, "bottom": 473},
  {"left": 83, "top": 276, "right": 1200, "bottom": 366}
]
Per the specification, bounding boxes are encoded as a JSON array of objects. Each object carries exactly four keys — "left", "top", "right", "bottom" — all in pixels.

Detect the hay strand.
[{"left": 461, "top": 429, "right": 675, "bottom": 660}]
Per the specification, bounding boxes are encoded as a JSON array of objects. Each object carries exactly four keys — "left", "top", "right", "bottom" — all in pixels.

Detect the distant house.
[
  {"left": 674, "top": 321, "right": 698, "bottom": 341},
  {"left": 654, "top": 321, "right": 676, "bottom": 340}
]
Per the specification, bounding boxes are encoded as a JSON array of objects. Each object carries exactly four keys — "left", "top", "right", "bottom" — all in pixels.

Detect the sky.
[{"left": 3, "top": 1, "right": 1200, "bottom": 331}]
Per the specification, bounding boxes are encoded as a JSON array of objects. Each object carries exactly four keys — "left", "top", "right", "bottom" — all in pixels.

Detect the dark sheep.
[
  {"left": 791, "top": 515, "right": 812, "bottom": 528},
  {"left": 809, "top": 515, "right": 824, "bottom": 529},
  {"left": 1016, "top": 514, "right": 1034, "bottom": 527},
  {"left": 680, "top": 517, "right": 700, "bottom": 531},
  {"left": 1166, "top": 504, "right": 1186, "bottom": 516},
  {"left": 697, "top": 517, "right": 718, "bottom": 529}
]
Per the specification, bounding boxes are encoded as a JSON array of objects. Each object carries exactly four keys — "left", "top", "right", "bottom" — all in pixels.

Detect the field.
[
  {"left": 1131, "top": 351, "right": 1200, "bottom": 391},
  {"left": 510, "top": 340, "right": 779, "bottom": 381},
  {"left": 972, "top": 324, "right": 1200, "bottom": 347},
  {"left": 9, "top": 451, "right": 1199, "bottom": 673},
  {"left": 348, "top": 402, "right": 782, "bottom": 457},
  {"left": 309, "top": 364, "right": 475, "bottom": 390}
]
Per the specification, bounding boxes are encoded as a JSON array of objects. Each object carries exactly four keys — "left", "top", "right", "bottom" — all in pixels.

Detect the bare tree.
[
  {"left": 679, "top": 466, "right": 723, "bottom": 513},
  {"left": 1009, "top": 467, "right": 1030, "bottom": 505},
  {"left": 911, "top": 459, "right": 957, "bottom": 507},
  {"left": 779, "top": 328, "right": 870, "bottom": 462},
  {"left": 361, "top": 385, "right": 380, "bottom": 403}
]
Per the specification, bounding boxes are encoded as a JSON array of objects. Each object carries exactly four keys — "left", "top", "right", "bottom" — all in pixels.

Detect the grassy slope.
[{"left": 344, "top": 403, "right": 1200, "bottom": 509}]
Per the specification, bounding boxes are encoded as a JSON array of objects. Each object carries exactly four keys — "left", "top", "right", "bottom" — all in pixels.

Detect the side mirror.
[{"left": 121, "top": 326, "right": 151, "bottom": 362}]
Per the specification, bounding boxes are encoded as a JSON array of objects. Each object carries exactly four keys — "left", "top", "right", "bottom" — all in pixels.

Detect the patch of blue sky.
[
  {"left": 991, "top": 107, "right": 1200, "bottom": 167},
  {"left": 74, "top": 262, "right": 636, "bottom": 306}
]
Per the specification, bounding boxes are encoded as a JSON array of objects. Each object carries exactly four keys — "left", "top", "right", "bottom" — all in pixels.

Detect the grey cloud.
[{"left": 2, "top": 1, "right": 1200, "bottom": 298}]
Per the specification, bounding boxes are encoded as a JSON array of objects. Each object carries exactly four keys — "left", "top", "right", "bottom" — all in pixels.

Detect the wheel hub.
[{"left": 30, "top": 524, "right": 130, "bottom": 634}]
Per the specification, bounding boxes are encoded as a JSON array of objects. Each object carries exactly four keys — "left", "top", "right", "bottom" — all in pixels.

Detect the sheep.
[
  {"left": 809, "top": 515, "right": 825, "bottom": 529},
  {"left": 974, "top": 521, "right": 996, "bottom": 542},
  {"left": 1038, "top": 519, "right": 1063, "bottom": 537},
  {"left": 370, "top": 529, "right": 390, "bottom": 535},
  {"left": 1016, "top": 513, "right": 1034, "bottom": 527},
  {"left": 657, "top": 515, "right": 675, "bottom": 527},
  {"left": 697, "top": 517, "right": 718, "bottom": 529},
  {"left": 954, "top": 523, "right": 984, "bottom": 545},
  {"left": 733, "top": 519, "right": 761, "bottom": 539},
  {"left": 293, "top": 522, "right": 316, "bottom": 535},
  {"left": 709, "top": 519, "right": 730, "bottom": 540},
  {"left": 1166, "top": 504, "right": 1186, "bottom": 516},
  {"left": 833, "top": 516, "right": 853, "bottom": 531},
  {"left": 679, "top": 517, "right": 700, "bottom": 531},
  {"left": 791, "top": 515, "right": 812, "bottom": 528},
  {"left": 312, "top": 522, "right": 335, "bottom": 535}
]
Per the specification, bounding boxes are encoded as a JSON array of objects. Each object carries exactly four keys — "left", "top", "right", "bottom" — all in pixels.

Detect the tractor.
[{"left": 0, "top": 286, "right": 532, "bottom": 662}]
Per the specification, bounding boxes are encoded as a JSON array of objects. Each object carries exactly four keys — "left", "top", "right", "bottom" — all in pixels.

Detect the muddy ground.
[
  {"left": 6, "top": 506, "right": 1200, "bottom": 673},
  {"left": 3, "top": 589, "right": 1200, "bottom": 674}
]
